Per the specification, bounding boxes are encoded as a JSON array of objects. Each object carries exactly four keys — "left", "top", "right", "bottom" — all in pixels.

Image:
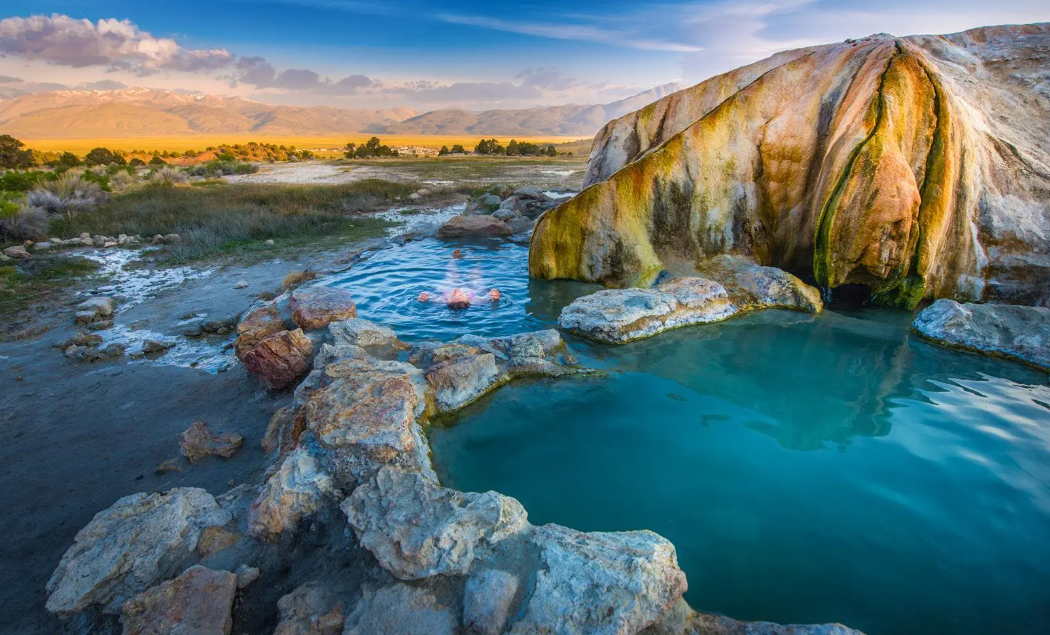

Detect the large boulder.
[
  {"left": 342, "top": 466, "right": 528, "bottom": 580},
  {"left": 559, "top": 279, "right": 735, "bottom": 344},
  {"left": 46, "top": 488, "right": 231, "bottom": 616},
  {"left": 912, "top": 299, "right": 1050, "bottom": 370},
  {"left": 437, "top": 214, "right": 513, "bottom": 239},
  {"left": 234, "top": 303, "right": 285, "bottom": 359},
  {"left": 249, "top": 448, "right": 336, "bottom": 540},
  {"left": 531, "top": 25, "right": 1050, "bottom": 309},
  {"left": 241, "top": 328, "right": 313, "bottom": 389},
  {"left": 560, "top": 269, "right": 822, "bottom": 343},
  {"left": 424, "top": 353, "right": 500, "bottom": 412},
  {"left": 302, "top": 357, "right": 433, "bottom": 486},
  {"left": 291, "top": 286, "right": 357, "bottom": 330},
  {"left": 508, "top": 524, "right": 687, "bottom": 635},
  {"left": 120, "top": 565, "right": 236, "bottom": 635}
]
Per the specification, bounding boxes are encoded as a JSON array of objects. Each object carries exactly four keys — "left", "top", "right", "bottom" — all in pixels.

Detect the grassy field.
[
  {"left": 22, "top": 135, "right": 592, "bottom": 157},
  {"left": 47, "top": 179, "right": 453, "bottom": 262}
]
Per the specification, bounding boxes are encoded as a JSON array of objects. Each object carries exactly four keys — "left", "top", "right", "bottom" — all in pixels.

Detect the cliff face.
[{"left": 531, "top": 24, "right": 1050, "bottom": 308}]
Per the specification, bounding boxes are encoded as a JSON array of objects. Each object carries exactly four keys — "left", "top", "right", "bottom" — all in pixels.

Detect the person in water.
[{"left": 417, "top": 288, "right": 501, "bottom": 309}]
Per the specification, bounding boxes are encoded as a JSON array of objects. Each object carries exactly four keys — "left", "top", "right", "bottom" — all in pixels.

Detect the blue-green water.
[{"left": 333, "top": 237, "right": 1050, "bottom": 635}]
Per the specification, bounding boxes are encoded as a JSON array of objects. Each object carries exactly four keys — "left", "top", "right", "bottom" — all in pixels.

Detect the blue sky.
[{"left": 1, "top": 0, "right": 1047, "bottom": 110}]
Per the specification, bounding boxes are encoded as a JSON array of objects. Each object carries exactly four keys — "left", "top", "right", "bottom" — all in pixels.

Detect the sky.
[{"left": 0, "top": 0, "right": 1047, "bottom": 111}]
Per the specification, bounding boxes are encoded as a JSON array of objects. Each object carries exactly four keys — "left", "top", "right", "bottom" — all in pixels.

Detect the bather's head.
[{"left": 446, "top": 288, "right": 471, "bottom": 309}]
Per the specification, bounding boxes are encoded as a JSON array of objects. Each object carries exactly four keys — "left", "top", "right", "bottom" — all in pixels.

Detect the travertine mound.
[{"left": 531, "top": 24, "right": 1050, "bottom": 308}]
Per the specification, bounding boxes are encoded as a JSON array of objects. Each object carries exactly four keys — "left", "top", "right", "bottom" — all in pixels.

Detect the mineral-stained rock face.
[
  {"left": 120, "top": 565, "right": 237, "bottom": 635},
  {"left": 46, "top": 488, "right": 232, "bottom": 616},
  {"left": 531, "top": 25, "right": 1050, "bottom": 308},
  {"left": 241, "top": 328, "right": 314, "bottom": 390},
  {"left": 912, "top": 299, "right": 1050, "bottom": 370}
]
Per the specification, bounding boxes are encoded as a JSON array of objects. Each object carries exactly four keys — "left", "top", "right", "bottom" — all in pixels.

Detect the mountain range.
[{"left": 0, "top": 83, "right": 682, "bottom": 139}]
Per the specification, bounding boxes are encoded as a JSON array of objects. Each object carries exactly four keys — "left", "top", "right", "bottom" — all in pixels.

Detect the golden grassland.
[{"left": 21, "top": 134, "right": 592, "bottom": 157}]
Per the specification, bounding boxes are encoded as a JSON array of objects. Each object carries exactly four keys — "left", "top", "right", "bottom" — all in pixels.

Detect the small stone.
[
  {"left": 234, "top": 280, "right": 249, "bottom": 289},
  {"left": 274, "top": 583, "right": 344, "bottom": 635},
  {"left": 265, "top": 239, "right": 275, "bottom": 246},
  {"left": 142, "top": 338, "right": 176, "bottom": 354},
  {"left": 179, "top": 421, "right": 244, "bottom": 463},
  {"left": 234, "top": 564, "right": 259, "bottom": 589},
  {"left": 75, "top": 296, "right": 116, "bottom": 322},
  {"left": 155, "top": 458, "right": 183, "bottom": 474}
]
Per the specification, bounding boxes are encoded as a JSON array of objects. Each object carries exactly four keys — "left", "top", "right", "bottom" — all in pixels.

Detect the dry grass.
[
  {"left": 280, "top": 270, "right": 318, "bottom": 291},
  {"left": 22, "top": 135, "right": 591, "bottom": 157}
]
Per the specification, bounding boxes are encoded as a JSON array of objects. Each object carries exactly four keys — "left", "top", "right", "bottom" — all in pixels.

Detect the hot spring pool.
[{"left": 332, "top": 236, "right": 1050, "bottom": 635}]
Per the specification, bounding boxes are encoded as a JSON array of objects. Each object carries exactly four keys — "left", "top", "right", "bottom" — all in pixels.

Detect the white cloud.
[{"left": 0, "top": 14, "right": 232, "bottom": 72}]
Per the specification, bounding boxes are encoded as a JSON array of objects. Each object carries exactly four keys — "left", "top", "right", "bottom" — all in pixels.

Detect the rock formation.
[
  {"left": 531, "top": 25, "right": 1050, "bottom": 308},
  {"left": 912, "top": 299, "right": 1050, "bottom": 369}
]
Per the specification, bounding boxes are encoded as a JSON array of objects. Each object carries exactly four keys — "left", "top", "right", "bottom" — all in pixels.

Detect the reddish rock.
[
  {"left": 234, "top": 304, "right": 285, "bottom": 359},
  {"left": 121, "top": 565, "right": 236, "bottom": 635},
  {"left": 291, "top": 286, "right": 357, "bottom": 330},
  {"left": 242, "top": 328, "right": 313, "bottom": 390},
  {"left": 179, "top": 421, "right": 243, "bottom": 463},
  {"left": 437, "top": 215, "right": 512, "bottom": 239}
]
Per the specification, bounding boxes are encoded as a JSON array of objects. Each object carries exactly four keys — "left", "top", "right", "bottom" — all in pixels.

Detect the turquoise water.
[{"left": 333, "top": 237, "right": 1050, "bottom": 635}]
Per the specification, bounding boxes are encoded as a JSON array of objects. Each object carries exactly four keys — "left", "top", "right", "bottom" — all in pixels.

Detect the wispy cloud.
[{"left": 438, "top": 14, "right": 703, "bottom": 52}]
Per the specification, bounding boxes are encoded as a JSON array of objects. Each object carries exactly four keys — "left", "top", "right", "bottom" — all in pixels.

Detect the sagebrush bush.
[
  {"left": 110, "top": 170, "right": 137, "bottom": 191},
  {"left": 149, "top": 166, "right": 188, "bottom": 186},
  {"left": 0, "top": 205, "right": 48, "bottom": 241},
  {"left": 27, "top": 173, "right": 108, "bottom": 218},
  {"left": 185, "top": 160, "right": 259, "bottom": 178}
]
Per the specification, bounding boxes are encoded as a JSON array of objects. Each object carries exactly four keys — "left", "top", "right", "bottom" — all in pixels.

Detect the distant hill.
[
  {"left": 384, "top": 83, "right": 683, "bottom": 136},
  {"left": 0, "top": 88, "right": 415, "bottom": 138},
  {"left": 0, "top": 83, "right": 683, "bottom": 139}
]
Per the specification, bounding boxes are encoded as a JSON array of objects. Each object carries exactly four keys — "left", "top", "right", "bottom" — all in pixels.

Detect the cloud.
[
  {"left": 83, "top": 79, "right": 127, "bottom": 90},
  {"left": 0, "top": 74, "right": 22, "bottom": 83},
  {"left": 439, "top": 14, "right": 703, "bottom": 52},
  {"left": 0, "top": 14, "right": 233, "bottom": 73},
  {"left": 230, "top": 56, "right": 379, "bottom": 94},
  {"left": 517, "top": 68, "right": 582, "bottom": 91},
  {"left": 385, "top": 80, "right": 541, "bottom": 104}
]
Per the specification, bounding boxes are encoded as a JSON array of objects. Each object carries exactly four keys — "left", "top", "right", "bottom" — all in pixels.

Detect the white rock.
[
  {"left": 342, "top": 466, "right": 528, "bottom": 580},
  {"left": 248, "top": 448, "right": 335, "bottom": 540},
  {"left": 46, "top": 488, "right": 232, "bottom": 615},
  {"left": 343, "top": 583, "right": 456, "bottom": 635},
  {"left": 913, "top": 299, "right": 1050, "bottom": 370}
]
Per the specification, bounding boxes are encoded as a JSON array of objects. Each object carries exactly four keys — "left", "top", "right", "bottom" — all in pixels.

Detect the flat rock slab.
[
  {"left": 912, "top": 299, "right": 1050, "bottom": 370},
  {"left": 559, "top": 278, "right": 736, "bottom": 343},
  {"left": 291, "top": 286, "right": 358, "bottom": 330},
  {"left": 560, "top": 265, "right": 821, "bottom": 343},
  {"left": 121, "top": 565, "right": 236, "bottom": 635},
  {"left": 343, "top": 583, "right": 458, "bottom": 635},
  {"left": 437, "top": 214, "right": 513, "bottom": 238}
]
